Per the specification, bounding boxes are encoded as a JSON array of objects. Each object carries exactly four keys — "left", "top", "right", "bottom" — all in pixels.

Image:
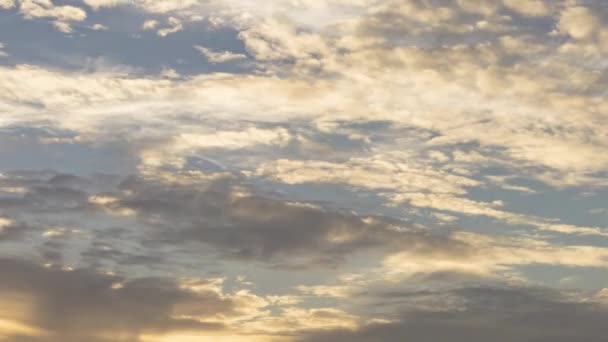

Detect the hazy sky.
[{"left": 1, "top": 0, "right": 608, "bottom": 341}]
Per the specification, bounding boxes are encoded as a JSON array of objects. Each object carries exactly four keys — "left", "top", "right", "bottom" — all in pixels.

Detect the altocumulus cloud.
[{"left": 1, "top": 0, "right": 608, "bottom": 340}]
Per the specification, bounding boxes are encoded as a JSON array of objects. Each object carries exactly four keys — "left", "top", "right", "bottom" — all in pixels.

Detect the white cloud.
[
  {"left": 80, "top": 0, "right": 199, "bottom": 13},
  {"left": 160, "top": 67, "right": 180, "bottom": 78},
  {"left": 558, "top": 6, "right": 601, "bottom": 39},
  {"left": 0, "top": 217, "right": 13, "bottom": 232},
  {"left": 255, "top": 155, "right": 479, "bottom": 197},
  {"left": 238, "top": 17, "right": 331, "bottom": 63},
  {"left": 18, "top": 0, "right": 86, "bottom": 33},
  {"left": 1, "top": 1, "right": 608, "bottom": 192},
  {"left": 90, "top": 23, "right": 108, "bottom": 30},
  {"left": 141, "top": 19, "right": 158, "bottom": 30},
  {"left": 0, "top": 0, "right": 15, "bottom": 9},
  {"left": 53, "top": 21, "right": 73, "bottom": 33},
  {"left": 83, "top": 0, "right": 129, "bottom": 10},
  {"left": 383, "top": 232, "right": 608, "bottom": 278},
  {"left": 194, "top": 46, "right": 247, "bottom": 63},
  {"left": 134, "top": 0, "right": 198, "bottom": 13},
  {"left": 394, "top": 192, "right": 608, "bottom": 237},
  {"left": 20, "top": 0, "right": 87, "bottom": 22},
  {"left": 139, "top": 127, "right": 291, "bottom": 174},
  {"left": 255, "top": 155, "right": 607, "bottom": 237},
  {"left": 156, "top": 17, "right": 183, "bottom": 36}
]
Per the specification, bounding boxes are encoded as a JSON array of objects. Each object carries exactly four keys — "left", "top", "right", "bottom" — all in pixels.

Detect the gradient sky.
[{"left": 1, "top": 0, "right": 608, "bottom": 341}]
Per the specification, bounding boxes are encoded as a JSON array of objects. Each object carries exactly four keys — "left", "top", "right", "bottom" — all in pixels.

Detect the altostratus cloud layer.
[{"left": 0, "top": 0, "right": 607, "bottom": 341}]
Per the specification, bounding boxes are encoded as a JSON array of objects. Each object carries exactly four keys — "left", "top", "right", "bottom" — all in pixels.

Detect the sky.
[{"left": 0, "top": 0, "right": 608, "bottom": 341}]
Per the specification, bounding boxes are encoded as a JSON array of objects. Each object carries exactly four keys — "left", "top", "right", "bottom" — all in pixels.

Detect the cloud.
[
  {"left": 0, "top": 171, "right": 449, "bottom": 271},
  {"left": 0, "top": 255, "right": 378, "bottom": 341},
  {"left": 114, "top": 176, "right": 412, "bottom": 267},
  {"left": 4, "top": 169, "right": 604, "bottom": 281},
  {"left": 0, "top": 29, "right": 604, "bottom": 188},
  {"left": 0, "top": 257, "right": 273, "bottom": 341},
  {"left": 194, "top": 46, "right": 247, "bottom": 63},
  {"left": 90, "top": 23, "right": 109, "bottom": 30},
  {"left": 0, "top": 0, "right": 14, "bottom": 9},
  {"left": 297, "top": 286, "right": 608, "bottom": 342},
  {"left": 244, "top": 307, "right": 360, "bottom": 334},
  {"left": 393, "top": 193, "right": 608, "bottom": 237},
  {"left": 0, "top": 217, "right": 33, "bottom": 241},
  {"left": 239, "top": 17, "right": 331, "bottom": 62},
  {"left": 133, "top": 0, "right": 199, "bottom": 14},
  {"left": 0, "top": 4, "right": 607, "bottom": 341},
  {"left": 19, "top": 0, "right": 87, "bottom": 33},
  {"left": 255, "top": 156, "right": 607, "bottom": 237},
  {"left": 2, "top": 30, "right": 605, "bottom": 187},
  {"left": 156, "top": 17, "right": 183, "bottom": 37},
  {"left": 83, "top": 0, "right": 129, "bottom": 10},
  {"left": 52, "top": 21, "right": 74, "bottom": 33},
  {"left": 503, "top": 0, "right": 552, "bottom": 17},
  {"left": 558, "top": 6, "right": 601, "bottom": 40},
  {"left": 382, "top": 231, "right": 608, "bottom": 278},
  {"left": 71, "top": 0, "right": 199, "bottom": 13},
  {"left": 254, "top": 156, "right": 479, "bottom": 198},
  {"left": 138, "top": 126, "right": 291, "bottom": 173},
  {"left": 295, "top": 230, "right": 608, "bottom": 305},
  {"left": 142, "top": 19, "right": 158, "bottom": 30}
]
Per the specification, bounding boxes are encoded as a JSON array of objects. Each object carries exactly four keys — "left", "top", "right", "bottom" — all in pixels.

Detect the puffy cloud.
[
  {"left": 0, "top": 0, "right": 14, "bottom": 9},
  {"left": 558, "top": 6, "right": 601, "bottom": 39},
  {"left": 90, "top": 23, "right": 108, "bottom": 30},
  {"left": 53, "top": 21, "right": 74, "bottom": 33},
  {"left": 239, "top": 17, "right": 331, "bottom": 62},
  {"left": 20, "top": 0, "right": 87, "bottom": 22},
  {"left": 142, "top": 19, "right": 159, "bottom": 30},
  {"left": 15, "top": 0, "right": 87, "bottom": 33}
]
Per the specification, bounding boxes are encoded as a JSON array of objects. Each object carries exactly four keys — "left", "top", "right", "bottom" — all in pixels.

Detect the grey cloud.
[
  {"left": 298, "top": 285, "right": 608, "bottom": 342},
  {"left": 115, "top": 176, "right": 488, "bottom": 270},
  {"left": 0, "top": 257, "right": 232, "bottom": 341},
  {"left": 0, "top": 221, "right": 35, "bottom": 241},
  {"left": 80, "top": 238, "right": 165, "bottom": 270},
  {"left": 117, "top": 177, "right": 418, "bottom": 268},
  {"left": 0, "top": 170, "right": 110, "bottom": 212},
  {"left": 2, "top": 170, "right": 476, "bottom": 272}
]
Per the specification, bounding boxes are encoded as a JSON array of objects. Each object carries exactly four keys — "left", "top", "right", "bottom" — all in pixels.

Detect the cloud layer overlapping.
[{"left": 1, "top": 0, "right": 608, "bottom": 341}]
